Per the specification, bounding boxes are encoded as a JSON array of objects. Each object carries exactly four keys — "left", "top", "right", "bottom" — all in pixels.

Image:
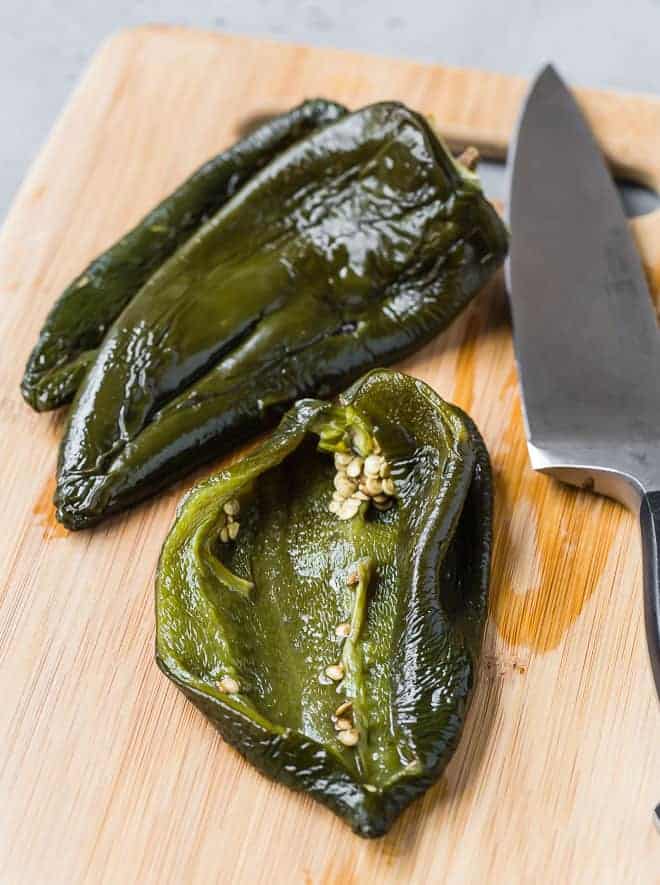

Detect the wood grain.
[{"left": 1, "top": 26, "right": 659, "bottom": 884}]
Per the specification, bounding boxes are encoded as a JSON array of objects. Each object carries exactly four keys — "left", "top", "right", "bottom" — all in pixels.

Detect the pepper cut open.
[{"left": 156, "top": 369, "right": 492, "bottom": 836}]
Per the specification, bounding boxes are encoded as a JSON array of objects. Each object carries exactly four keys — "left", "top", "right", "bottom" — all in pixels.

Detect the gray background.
[{"left": 2, "top": 0, "right": 659, "bottom": 219}]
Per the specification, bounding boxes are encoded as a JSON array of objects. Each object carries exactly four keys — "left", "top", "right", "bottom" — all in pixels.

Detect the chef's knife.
[{"left": 506, "top": 64, "right": 660, "bottom": 699}]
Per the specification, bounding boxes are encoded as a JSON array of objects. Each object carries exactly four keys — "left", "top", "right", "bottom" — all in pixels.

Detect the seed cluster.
[
  {"left": 218, "top": 498, "right": 240, "bottom": 543},
  {"left": 331, "top": 699, "right": 359, "bottom": 746},
  {"left": 328, "top": 448, "right": 396, "bottom": 520}
]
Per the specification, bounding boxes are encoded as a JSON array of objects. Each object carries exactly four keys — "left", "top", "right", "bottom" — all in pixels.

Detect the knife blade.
[{"left": 506, "top": 64, "right": 660, "bottom": 697}]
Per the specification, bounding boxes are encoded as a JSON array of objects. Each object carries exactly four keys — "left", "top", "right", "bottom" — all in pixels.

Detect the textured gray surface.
[{"left": 2, "top": 0, "right": 659, "bottom": 219}]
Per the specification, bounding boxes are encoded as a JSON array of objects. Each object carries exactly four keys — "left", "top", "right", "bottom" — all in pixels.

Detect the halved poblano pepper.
[
  {"left": 52, "top": 100, "right": 507, "bottom": 528},
  {"left": 21, "top": 99, "right": 347, "bottom": 411},
  {"left": 156, "top": 369, "right": 492, "bottom": 837}
]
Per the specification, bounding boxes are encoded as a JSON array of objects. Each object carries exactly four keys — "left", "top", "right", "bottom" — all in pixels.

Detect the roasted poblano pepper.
[
  {"left": 45, "top": 100, "right": 506, "bottom": 529},
  {"left": 156, "top": 369, "right": 492, "bottom": 837},
  {"left": 21, "top": 99, "right": 347, "bottom": 411}
]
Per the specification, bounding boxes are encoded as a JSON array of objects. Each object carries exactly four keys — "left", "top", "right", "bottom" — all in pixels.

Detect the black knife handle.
[{"left": 639, "top": 491, "right": 660, "bottom": 698}]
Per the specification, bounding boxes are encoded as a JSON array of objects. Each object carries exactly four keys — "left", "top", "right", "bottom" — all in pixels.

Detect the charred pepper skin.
[
  {"left": 155, "top": 369, "right": 492, "bottom": 837},
  {"left": 54, "top": 100, "right": 508, "bottom": 529},
  {"left": 21, "top": 99, "right": 347, "bottom": 412}
]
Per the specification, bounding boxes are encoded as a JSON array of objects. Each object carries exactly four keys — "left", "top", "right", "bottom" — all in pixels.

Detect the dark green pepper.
[
  {"left": 21, "top": 99, "right": 347, "bottom": 411},
  {"left": 156, "top": 369, "right": 491, "bottom": 837},
  {"left": 52, "top": 100, "right": 507, "bottom": 529}
]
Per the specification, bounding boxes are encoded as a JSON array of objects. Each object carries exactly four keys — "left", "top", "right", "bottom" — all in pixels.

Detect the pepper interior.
[
  {"left": 171, "top": 403, "right": 469, "bottom": 755},
  {"left": 157, "top": 371, "right": 490, "bottom": 834},
  {"left": 210, "top": 432, "right": 408, "bottom": 786}
]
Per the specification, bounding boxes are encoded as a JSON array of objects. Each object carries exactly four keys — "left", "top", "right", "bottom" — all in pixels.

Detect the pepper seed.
[
  {"left": 219, "top": 526, "right": 229, "bottom": 543},
  {"left": 346, "top": 457, "right": 363, "bottom": 479},
  {"left": 382, "top": 477, "right": 396, "bottom": 497},
  {"left": 364, "top": 476, "right": 383, "bottom": 496},
  {"left": 325, "top": 663, "right": 345, "bottom": 681},
  {"left": 334, "top": 452, "right": 352, "bottom": 468},
  {"left": 335, "top": 700, "right": 353, "bottom": 717},
  {"left": 338, "top": 498, "right": 360, "bottom": 520},
  {"left": 363, "top": 454, "right": 383, "bottom": 477},
  {"left": 334, "top": 474, "right": 357, "bottom": 497},
  {"left": 227, "top": 521, "right": 240, "bottom": 540},
  {"left": 223, "top": 498, "right": 240, "bottom": 517},
  {"left": 334, "top": 717, "right": 352, "bottom": 731},
  {"left": 217, "top": 676, "right": 240, "bottom": 694},
  {"left": 338, "top": 728, "right": 360, "bottom": 747},
  {"left": 335, "top": 623, "right": 351, "bottom": 638}
]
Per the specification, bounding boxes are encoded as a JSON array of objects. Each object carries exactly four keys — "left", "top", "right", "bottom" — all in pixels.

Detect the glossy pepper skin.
[
  {"left": 156, "top": 369, "right": 492, "bottom": 837},
  {"left": 21, "top": 99, "right": 347, "bottom": 411},
  {"left": 54, "top": 101, "right": 508, "bottom": 529}
]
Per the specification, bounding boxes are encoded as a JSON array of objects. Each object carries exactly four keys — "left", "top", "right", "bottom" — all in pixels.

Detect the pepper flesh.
[
  {"left": 51, "top": 100, "right": 507, "bottom": 529},
  {"left": 156, "top": 369, "right": 492, "bottom": 837},
  {"left": 21, "top": 99, "right": 347, "bottom": 411}
]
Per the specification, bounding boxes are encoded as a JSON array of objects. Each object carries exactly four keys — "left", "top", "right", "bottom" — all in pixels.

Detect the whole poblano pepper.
[
  {"left": 156, "top": 369, "right": 491, "bottom": 837},
  {"left": 51, "top": 100, "right": 507, "bottom": 529},
  {"left": 21, "top": 99, "right": 347, "bottom": 411}
]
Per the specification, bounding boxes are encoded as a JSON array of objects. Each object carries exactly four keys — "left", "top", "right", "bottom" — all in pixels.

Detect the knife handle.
[{"left": 639, "top": 491, "right": 660, "bottom": 698}]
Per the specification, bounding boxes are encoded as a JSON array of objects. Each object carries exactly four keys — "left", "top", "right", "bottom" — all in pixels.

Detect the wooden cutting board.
[{"left": 1, "top": 26, "right": 659, "bottom": 884}]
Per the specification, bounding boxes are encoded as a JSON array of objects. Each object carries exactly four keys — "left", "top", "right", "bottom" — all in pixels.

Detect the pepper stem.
[
  {"left": 456, "top": 146, "right": 480, "bottom": 171},
  {"left": 310, "top": 405, "right": 376, "bottom": 457}
]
